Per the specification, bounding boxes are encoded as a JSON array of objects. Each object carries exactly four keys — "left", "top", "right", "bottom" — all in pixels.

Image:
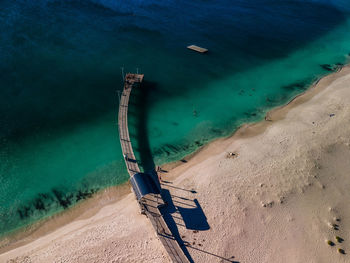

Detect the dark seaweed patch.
[
  {"left": 153, "top": 141, "right": 194, "bottom": 157},
  {"left": 76, "top": 188, "right": 98, "bottom": 202},
  {"left": 195, "top": 140, "right": 203, "bottom": 146},
  {"left": 17, "top": 206, "right": 31, "bottom": 220},
  {"left": 33, "top": 197, "right": 46, "bottom": 211},
  {"left": 51, "top": 187, "right": 99, "bottom": 207},
  {"left": 282, "top": 80, "right": 307, "bottom": 91},
  {"left": 320, "top": 64, "right": 337, "bottom": 72},
  {"left": 238, "top": 90, "right": 245, "bottom": 95},
  {"left": 244, "top": 111, "right": 258, "bottom": 118},
  {"left": 266, "top": 94, "right": 288, "bottom": 105},
  {"left": 76, "top": 190, "right": 86, "bottom": 202},
  {"left": 165, "top": 144, "right": 180, "bottom": 153},
  {"left": 181, "top": 144, "right": 190, "bottom": 151},
  {"left": 14, "top": 187, "right": 99, "bottom": 225},
  {"left": 210, "top": 128, "right": 223, "bottom": 135},
  {"left": 153, "top": 137, "right": 212, "bottom": 159},
  {"left": 52, "top": 188, "right": 73, "bottom": 209}
]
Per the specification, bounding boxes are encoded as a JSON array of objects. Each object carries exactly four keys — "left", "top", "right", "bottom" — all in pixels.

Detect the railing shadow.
[
  {"left": 161, "top": 182, "right": 197, "bottom": 193},
  {"left": 185, "top": 245, "right": 240, "bottom": 263}
]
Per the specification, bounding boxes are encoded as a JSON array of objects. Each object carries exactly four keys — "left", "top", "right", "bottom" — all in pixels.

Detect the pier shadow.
[
  {"left": 178, "top": 199, "right": 209, "bottom": 231},
  {"left": 128, "top": 80, "right": 157, "bottom": 172},
  {"left": 127, "top": 79, "right": 238, "bottom": 262},
  {"left": 160, "top": 188, "right": 209, "bottom": 231}
]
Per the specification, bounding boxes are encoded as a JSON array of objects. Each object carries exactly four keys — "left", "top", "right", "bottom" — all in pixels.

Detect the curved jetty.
[{"left": 118, "top": 73, "right": 189, "bottom": 263}]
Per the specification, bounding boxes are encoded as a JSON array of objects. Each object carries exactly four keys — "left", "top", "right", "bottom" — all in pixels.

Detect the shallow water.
[{"left": 1, "top": 0, "right": 350, "bottom": 235}]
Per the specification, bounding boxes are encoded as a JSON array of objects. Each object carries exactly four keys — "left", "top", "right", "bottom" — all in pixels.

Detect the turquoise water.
[{"left": 1, "top": 0, "right": 350, "bottom": 235}]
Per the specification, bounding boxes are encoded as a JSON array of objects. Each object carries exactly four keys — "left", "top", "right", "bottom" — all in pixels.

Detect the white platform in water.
[{"left": 187, "top": 45, "right": 208, "bottom": 53}]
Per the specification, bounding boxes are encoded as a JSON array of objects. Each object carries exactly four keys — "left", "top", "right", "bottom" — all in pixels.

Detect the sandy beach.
[{"left": 1, "top": 66, "right": 350, "bottom": 263}]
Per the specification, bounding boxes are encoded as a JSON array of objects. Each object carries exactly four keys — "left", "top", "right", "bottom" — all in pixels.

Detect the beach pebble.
[
  {"left": 279, "top": 196, "right": 285, "bottom": 204},
  {"left": 316, "top": 181, "right": 325, "bottom": 189},
  {"left": 226, "top": 152, "right": 238, "bottom": 159},
  {"left": 261, "top": 201, "right": 274, "bottom": 208}
]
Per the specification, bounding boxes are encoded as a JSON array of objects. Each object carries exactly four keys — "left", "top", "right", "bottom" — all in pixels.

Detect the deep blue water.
[{"left": 1, "top": 0, "right": 350, "bottom": 235}]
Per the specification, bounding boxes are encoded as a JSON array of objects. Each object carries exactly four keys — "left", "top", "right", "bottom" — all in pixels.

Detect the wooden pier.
[
  {"left": 118, "top": 74, "right": 189, "bottom": 263},
  {"left": 118, "top": 74, "right": 142, "bottom": 177}
]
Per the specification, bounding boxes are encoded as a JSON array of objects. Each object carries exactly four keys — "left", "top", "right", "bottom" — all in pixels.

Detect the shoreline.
[
  {"left": 160, "top": 64, "right": 349, "bottom": 177},
  {"left": 0, "top": 183, "right": 131, "bottom": 254},
  {"left": 1, "top": 65, "right": 350, "bottom": 259}
]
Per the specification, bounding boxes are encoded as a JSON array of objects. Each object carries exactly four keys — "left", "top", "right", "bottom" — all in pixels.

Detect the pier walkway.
[
  {"left": 118, "top": 74, "right": 142, "bottom": 177},
  {"left": 118, "top": 74, "right": 189, "bottom": 263}
]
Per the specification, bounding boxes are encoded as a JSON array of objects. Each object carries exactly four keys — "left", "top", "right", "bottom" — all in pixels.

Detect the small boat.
[{"left": 187, "top": 45, "right": 208, "bottom": 53}]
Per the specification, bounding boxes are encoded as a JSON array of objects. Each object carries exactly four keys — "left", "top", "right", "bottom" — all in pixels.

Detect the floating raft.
[{"left": 187, "top": 44, "right": 208, "bottom": 53}]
